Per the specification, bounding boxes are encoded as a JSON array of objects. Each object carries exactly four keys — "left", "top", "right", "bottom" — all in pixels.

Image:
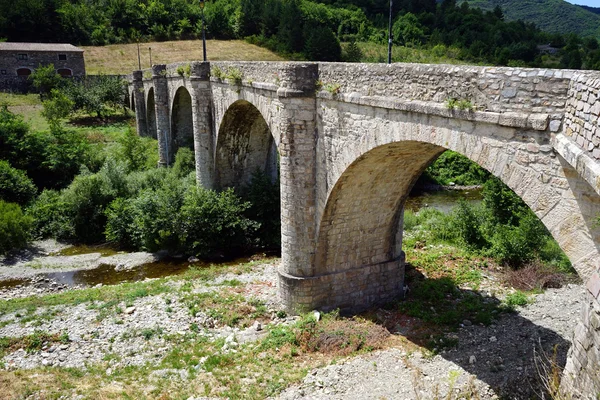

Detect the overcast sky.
[{"left": 566, "top": 0, "right": 600, "bottom": 7}]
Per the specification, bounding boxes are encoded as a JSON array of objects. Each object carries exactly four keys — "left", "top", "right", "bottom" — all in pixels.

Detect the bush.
[
  {"left": 172, "top": 147, "right": 195, "bottom": 178},
  {"left": 423, "top": 151, "right": 490, "bottom": 186},
  {"left": 0, "top": 200, "right": 33, "bottom": 254},
  {"left": 0, "top": 160, "right": 37, "bottom": 205},
  {"left": 27, "top": 190, "right": 74, "bottom": 240},
  {"left": 240, "top": 170, "right": 280, "bottom": 249},
  {"left": 178, "top": 187, "right": 258, "bottom": 257},
  {"left": 116, "top": 128, "right": 158, "bottom": 172},
  {"left": 452, "top": 200, "right": 487, "bottom": 249},
  {"left": 304, "top": 25, "right": 341, "bottom": 61},
  {"left": 41, "top": 89, "right": 74, "bottom": 128},
  {"left": 343, "top": 40, "right": 363, "bottom": 62},
  {"left": 63, "top": 76, "right": 126, "bottom": 118},
  {"left": 483, "top": 177, "right": 527, "bottom": 226},
  {"left": 29, "top": 64, "right": 62, "bottom": 99}
]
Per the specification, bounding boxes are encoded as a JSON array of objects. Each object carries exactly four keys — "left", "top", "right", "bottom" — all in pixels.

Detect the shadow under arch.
[
  {"left": 215, "top": 99, "right": 279, "bottom": 189},
  {"left": 170, "top": 86, "right": 194, "bottom": 159},
  {"left": 146, "top": 87, "right": 157, "bottom": 139},
  {"left": 129, "top": 91, "right": 134, "bottom": 111},
  {"left": 314, "top": 140, "right": 600, "bottom": 282}
]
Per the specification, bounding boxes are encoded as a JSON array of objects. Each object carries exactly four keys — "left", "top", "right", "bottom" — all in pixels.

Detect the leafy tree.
[
  {"left": 304, "top": 25, "right": 341, "bottom": 61},
  {"left": 0, "top": 160, "right": 37, "bottom": 205},
  {"left": 30, "top": 64, "right": 62, "bottom": 100},
  {"left": 343, "top": 40, "right": 364, "bottom": 62},
  {"left": 0, "top": 200, "right": 33, "bottom": 255}
]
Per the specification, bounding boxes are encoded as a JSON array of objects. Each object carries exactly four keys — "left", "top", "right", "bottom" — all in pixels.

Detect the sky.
[{"left": 566, "top": 0, "right": 600, "bottom": 6}]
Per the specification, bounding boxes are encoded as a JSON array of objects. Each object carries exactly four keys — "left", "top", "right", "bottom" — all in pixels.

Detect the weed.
[
  {"left": 176, "top": 63, "right": 191, "bottom": 78},
  {"left": 143, "top": 71, "right": 152, "bottom": 80},
  {"left": 445, "top": 97, "right": 458, "bottom": 109},
  {"left": 226, "top": 67, "right": 243, "bottom": 85},
  {"left": 504, "top": 291, "right": 529, "bottom": 307},
  {"left": 324, "top": 83, "right": 342, "bottom": 96},
  {"left": 457, "top": 99, "right": 474, "bottom": 111}
]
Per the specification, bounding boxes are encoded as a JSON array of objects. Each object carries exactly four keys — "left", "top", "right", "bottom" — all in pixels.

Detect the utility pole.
[
  {"left": 149, "top": 47, "right": 152, "bottom": 67},
  {"left": 137, "top": 41, "right": 141, "bottom": 70},
  {"left": 200, "top": 0, "right": 207, "bottom": 62},
  {"left": 388, "top": 0, "right": 393, "bottom": 64}
]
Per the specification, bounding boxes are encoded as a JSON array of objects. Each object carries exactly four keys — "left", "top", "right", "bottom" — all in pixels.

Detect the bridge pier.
[
  {"left": 189, "top": 62, "right": 214, "bottom": 188},
  {"left": 152, "top": 64, "right": 171, "bottom": 166},
  {"left": 131, "top": 71, "right": 148, "bottom": 137}
]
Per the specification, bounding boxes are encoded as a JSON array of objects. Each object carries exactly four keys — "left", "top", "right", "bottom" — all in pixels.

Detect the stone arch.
[
  {"left": 314, "top": 107, "right": 600, "bottom": 284},
  {"left": 146, "top": 87, "right": 157, "bottom": 139},
  {"left": 215, "top": 99, "right": 278, "bottom": 188},
  {"left": 170, "top": 86, "right": 194, "bottom": 160}
]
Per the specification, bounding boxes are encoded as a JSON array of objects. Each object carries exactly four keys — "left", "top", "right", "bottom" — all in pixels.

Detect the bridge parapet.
[{"left": 318, "top": 63, "right": 572, "bottom": 114}]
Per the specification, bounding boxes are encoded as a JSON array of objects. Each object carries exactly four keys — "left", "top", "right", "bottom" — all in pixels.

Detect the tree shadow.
[
  {"left": 0, "top": 243, "right": 48, "bottom": 267},
  {"left": 364, "top": 264, "right": 574, "bottom": 399}
]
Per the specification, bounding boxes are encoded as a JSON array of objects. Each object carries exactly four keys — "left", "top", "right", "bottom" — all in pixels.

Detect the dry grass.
[
  {"left": 82, "top": 39, "right": 285, "bottom": 75},
  {"left": 505, "top": 262, "right": 569, "bottom": 292}
]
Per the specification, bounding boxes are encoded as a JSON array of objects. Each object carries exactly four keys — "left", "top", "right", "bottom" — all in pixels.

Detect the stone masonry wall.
[
  {"left": 318, "top": 63, "right": 572, "bottom": 114},
  {"left": 561, "top": 279, "right": 600, "bottom": 398},
  {"left": 564, "top": 71, "right": 600, "bottom": 162}
]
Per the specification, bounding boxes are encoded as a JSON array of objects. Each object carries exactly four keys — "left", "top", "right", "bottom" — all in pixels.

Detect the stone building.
[{"left": 0, "top": 42, "right": 85, "bottom": 92}]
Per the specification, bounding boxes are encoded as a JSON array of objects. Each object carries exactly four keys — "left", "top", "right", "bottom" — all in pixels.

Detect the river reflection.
[{"left": 405, "top": 188, "right": 483, "bottom": 214}]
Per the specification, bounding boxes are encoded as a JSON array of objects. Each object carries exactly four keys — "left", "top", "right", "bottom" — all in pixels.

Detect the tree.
[
  {"left": 29, "top": 64, "right": 62, "bottom": 100},
  {"left": 304, "top": 25, "right": 341, "bottom": 61}
]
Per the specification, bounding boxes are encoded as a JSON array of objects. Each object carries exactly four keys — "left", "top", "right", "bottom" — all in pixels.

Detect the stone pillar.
[
  {"left": 152, "top": 64, "right": 171, "bottom": 166},
  {"left": 561, "top": 270, "right": 600, "bottom": 398},
  {"left": 276, "top": 63, "right": 319, "bottom": 312},
  {"left": 131, "top": 71, "right": 148, "bottom": 137},
  {"left": 190, "top": 61, "right": 214, "bottom": 188}
]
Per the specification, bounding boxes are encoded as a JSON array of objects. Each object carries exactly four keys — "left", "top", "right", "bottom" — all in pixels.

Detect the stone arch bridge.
[{"left": 129, "top": 61, "right": 600, "bottom": 395}]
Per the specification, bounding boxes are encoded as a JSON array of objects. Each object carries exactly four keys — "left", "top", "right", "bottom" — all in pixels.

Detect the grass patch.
[
  {"left": 182, "top": 290, "right": 268, "bottom": 327},
  {"left": 504, "top": 291, "right": 530, "bottom": 307},
  {"left": 82, "top": 40, "right": 285, "bottom": 75}
]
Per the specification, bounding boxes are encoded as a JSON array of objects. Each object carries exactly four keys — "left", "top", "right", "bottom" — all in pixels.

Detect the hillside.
[
  {"left": 82, "top": 40, "right": 285, "bottom": 75},
  {"left": 460, "top": 0, "right": 600, "bottom": 38}
]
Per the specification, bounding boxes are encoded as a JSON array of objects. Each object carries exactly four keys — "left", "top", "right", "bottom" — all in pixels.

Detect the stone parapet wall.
[
  {"left": 318, "top": 63, "right": 572, "bottom": 114},
  {"left": 564, "top": 71, "right": 600, "bottom": 163}
]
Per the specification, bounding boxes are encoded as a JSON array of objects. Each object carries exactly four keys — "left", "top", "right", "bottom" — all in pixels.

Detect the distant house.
[
  {"left": 0, "top": 42, "right": 85, "bottom": 92},
  {"left": 537, "top": 44, "right": 559, "bottom": 55}
]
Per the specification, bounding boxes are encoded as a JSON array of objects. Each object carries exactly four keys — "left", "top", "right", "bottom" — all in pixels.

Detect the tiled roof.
[{"left": 0, "top": 43, "right": 84, "bottom": 52}]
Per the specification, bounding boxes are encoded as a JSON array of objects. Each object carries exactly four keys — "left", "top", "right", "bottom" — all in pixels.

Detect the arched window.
[
  {"left": 16, "top": 68, "right": 31, "bottom": 77},
  {"left": 57, "top": 69, "right": 72, "bottom": 77}
]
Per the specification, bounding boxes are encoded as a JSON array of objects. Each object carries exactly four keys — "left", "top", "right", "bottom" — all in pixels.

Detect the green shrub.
[
  {"left": 178, "top": 187, "right": 258, "bottom": 257},
  {"left": 29, "top": 64, "right": 62, "bottom": 99},
  {"left": 115, "top": 128, "right": 158, "bottom": 172},
  {"left": 0, "top": 200, "right": 33, "bottom": 254},
  {"left": 41, "top": 89, "right": 74, "bottom": 127},
  {"left": 304, "top": 25, "right": 342, "bottom": 61},
  {"left": 423, "top": 151, "right": 490, "bottom": 186},
  {"left": 0, "top": 160, "right": 37, "bottom": 205},
  {"left": 483, "top": 177, "right": 527, "bottom": 226},
  {"left": 343, "top": 40, "right": 363, "bottom": 62},
  {"left": 452, "top": 200, "right": 487, "bottom": 249},
  {"left": 240, "top": 170, "right": 280, "bottom": 249},
  {"left": 172, "top": 147, "right": 195, "bottom": 178},
  {"left": 27, "top": 190, "right": 74, "bottom": 240}
]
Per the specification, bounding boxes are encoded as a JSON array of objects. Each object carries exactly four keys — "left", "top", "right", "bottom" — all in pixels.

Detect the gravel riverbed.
[{"left": 0, "top": 243, "right": 585, "bottom": 399}]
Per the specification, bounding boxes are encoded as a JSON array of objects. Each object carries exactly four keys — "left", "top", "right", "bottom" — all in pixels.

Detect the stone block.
[{"left": 587, "top": 273, "right": 600, "bottom": 299}]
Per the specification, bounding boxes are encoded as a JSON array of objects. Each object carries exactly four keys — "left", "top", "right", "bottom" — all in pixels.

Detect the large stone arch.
[
  {"left": 312, "top": 100, "right": 600, "bottom": 301},
  {"left": 146, "top": 87, "right": 157, "bottom": 139},
  {"left": 170, "top": 86, "right": 194, "bottom": 160},
  {"left": 215, "top": 99, "right": 278, "bottom": 188}
]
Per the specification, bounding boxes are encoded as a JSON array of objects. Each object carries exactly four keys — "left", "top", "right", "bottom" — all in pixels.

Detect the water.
[
  {"left": 0, "top": 256, "right": 255, "bottom": 291},
  {"left": 1, "top": 190, "right": 475, "bottom": 291},
  {"left": 405, "top": 188, "right": 483, "bottom": 214}
]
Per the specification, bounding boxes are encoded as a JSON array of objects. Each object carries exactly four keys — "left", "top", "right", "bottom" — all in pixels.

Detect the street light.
[{"left": 200, "top": 0, "right": 207, "bottom": 62}]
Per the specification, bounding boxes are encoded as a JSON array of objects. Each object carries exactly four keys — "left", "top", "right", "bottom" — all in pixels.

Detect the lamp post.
[
  {"left": 200, "top": 0, "right": 207, "bottom": 62},
  {"left": 387, "top": 0, "right": 393, "bottom": 64}
]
